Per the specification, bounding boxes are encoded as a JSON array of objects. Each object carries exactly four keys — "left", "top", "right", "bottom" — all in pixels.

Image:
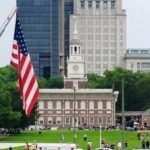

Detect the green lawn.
[{"left": 0, "top": 129, "right": 147, "bottom": 150}]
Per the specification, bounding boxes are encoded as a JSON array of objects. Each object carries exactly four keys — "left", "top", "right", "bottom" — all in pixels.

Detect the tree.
[
  {"left": 47, "top": 76, "right": 64, "bottom": 88},
  {"left": 134, "top": 73, "right": 150, "bottom": 110},
  {"left": 38, "top": 77, "right": 48, "bottom": 88},
  {"left": 0, "top": 65, "right": 38, "bottom": 129},
  {"left": 103, "top": 68, "right": 138, "bottom": 111},
  {"left": 0, "top": 65, "right": 18, "bottom": 82},
  {"left": 0, "top": 80, "right": 21, "bottom": 128}
]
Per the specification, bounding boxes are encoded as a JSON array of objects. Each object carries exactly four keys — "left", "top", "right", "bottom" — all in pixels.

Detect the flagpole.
[
  {"left": 121, "top": 78, "right": 125, "bottom": 150},
  {"left": 99, "top": 125, "right": 102, "bottom": 148},
  {"left": 73, "top": 86, "right": 76, "bottom": 143}
]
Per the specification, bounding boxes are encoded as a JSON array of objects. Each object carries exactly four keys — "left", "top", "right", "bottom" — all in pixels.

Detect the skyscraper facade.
[
  {"left": 17, "top": 0, "right": 73, "bottom": 78},
  {"left": 70, "top": 0, "right": 126, "bottom": 75}
]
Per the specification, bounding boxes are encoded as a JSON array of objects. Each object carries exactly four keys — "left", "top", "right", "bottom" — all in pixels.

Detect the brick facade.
[{"left": 37, "top": 89, "right": 119, "bottom": 129}]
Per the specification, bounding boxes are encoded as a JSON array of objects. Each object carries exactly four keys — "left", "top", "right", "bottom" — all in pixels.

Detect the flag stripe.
[
  {"left": 21, "top": 55, "right": 30, "bottom": 79},
  {"left": 13, "top": 44, "right": 18, "bottom": 50},
  {"left": 26, "top": 81, "right": 38, "bottom": 113},
  {"left": 25, "top": 75, "right": 35, "bottom": 101},
  {"left": 26, "top": 88, "right": 39, "bottom": 115},
  {"left": 10, "top": 18, "right": 39, "bottom": 116},
  {"left": 23, "top": 66, "right": 34, "bottom": 96},
  {"left": 10, "top": 61, "right": 18, "bottom": 69}
]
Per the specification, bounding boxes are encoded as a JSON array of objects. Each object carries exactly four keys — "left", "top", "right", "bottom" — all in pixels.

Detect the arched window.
[{"left": 74, "top": 47, "right": 77, "bottom": 54}]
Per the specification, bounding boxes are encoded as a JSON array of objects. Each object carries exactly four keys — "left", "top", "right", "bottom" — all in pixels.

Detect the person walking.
[
  {"left": 24, "top": 143, "right": 29, "bottom": 150},
  {"left": 146, "top": 140, "right": 150, "bottom": 149},
  {"left": 124, "top": 140, "right": 128, "bottom": 150},
  {"left": 83, "top": 134, "right": 87, "bottom": 141},
  {"left": 142, "top": 140, "right": 146, "bottom": 149},
  {"left": 87, "top": 141, "right": 92, "bottom": 150},
  {"left": 117, "top": 141, "right": 121, "bottom": 150},
  {"left": 60, "top": 134, "right": 64, "bottom": 142}
]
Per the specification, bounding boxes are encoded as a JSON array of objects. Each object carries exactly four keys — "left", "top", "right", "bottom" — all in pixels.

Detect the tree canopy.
[
  {"left": 88, "top": 67, "right": 150, "bottom": 111},
  {"left": 0, "top": 66, "right": 21, "bottom": 128}
]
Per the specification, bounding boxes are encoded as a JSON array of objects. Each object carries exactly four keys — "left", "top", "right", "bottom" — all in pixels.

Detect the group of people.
[
  {"left": 83, "top": 134, "right": 116, "bottom": 150},
  {"left": 141, "top": 140, "right": 150, "bottom": 149},
  {"left": 137, "top": 132, "right": 150, "bottom": 149},
  {"left": 101, "top": 139, "right": 115, "bottom": 149},
  {"left": 23, "top": 142, "right": 37, "bottom": 150}
]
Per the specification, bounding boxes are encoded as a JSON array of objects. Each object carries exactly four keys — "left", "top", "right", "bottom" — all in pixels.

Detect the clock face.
[{"left": 73, "top": 65, "right": 79, "bottom": 71}]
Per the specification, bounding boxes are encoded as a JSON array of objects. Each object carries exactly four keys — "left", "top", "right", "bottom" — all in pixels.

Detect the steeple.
[
  {"left": 64, "top": 15, "right": 87, "bottom": 89},
  {"left": 73, "top": 17, "right": 78, "bottom": 40},
  {"left": 70, "top": 16, "right": 81, "bottom": 46}
]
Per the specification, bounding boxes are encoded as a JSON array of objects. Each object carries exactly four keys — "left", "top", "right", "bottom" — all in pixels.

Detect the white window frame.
[
  {"left": 106, "top": 101, "right": 111, "bottom": 109},
  {"left": 47, "top": 101, "right": 52, "bottom": 109},
  {"left": 38, "top": 101, "right": 44, "bottom": 109},
  {"left": 65, "top": 101, "right": 70, "bottom": 110},
  {"left": 56, "top": 101, "right": 61, "bottom": 109},
  {"left": 98, "top": 101, "right": 103, "bottom": 109},
  {"left": 81, "top": 101, "right": 86, "bottom": 109},
  {"left": 89, "top": 101, "right": 94, "bottom": 109}
]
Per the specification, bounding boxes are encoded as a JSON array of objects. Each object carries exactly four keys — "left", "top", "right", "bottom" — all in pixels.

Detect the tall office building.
[
  {"left": 70, "top": 0, "right": 126, "bottom": 75},
  {"left": 17, "top": 0, "right": 73, "bottom": 78}
]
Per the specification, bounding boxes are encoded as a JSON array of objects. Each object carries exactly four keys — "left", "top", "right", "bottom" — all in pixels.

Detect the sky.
[
  {"left": 0, "top": 0, "right": 150, "bottom": 67},
  {"left": 0, "top": 0, "right": 16, "bottom": 67}
]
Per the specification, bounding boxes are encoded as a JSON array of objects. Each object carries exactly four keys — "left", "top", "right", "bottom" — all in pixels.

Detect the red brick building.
[{"left": 37, "top": 89, "right": 119, "bottom": 129}]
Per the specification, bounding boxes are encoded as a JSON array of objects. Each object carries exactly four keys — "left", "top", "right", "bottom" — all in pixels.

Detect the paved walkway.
[{"left": 0, "top": 143, "right": 25, "bottom": 149}]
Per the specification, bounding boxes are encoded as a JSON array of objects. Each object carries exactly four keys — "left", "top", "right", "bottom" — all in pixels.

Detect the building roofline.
[{"left": 39, "top": 88, "right": 115, "bottom": 94}]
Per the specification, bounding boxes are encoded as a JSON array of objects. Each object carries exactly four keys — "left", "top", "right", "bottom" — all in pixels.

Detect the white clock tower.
[{"left": 64, "top": 16, "right": 87, "bottom": 89}]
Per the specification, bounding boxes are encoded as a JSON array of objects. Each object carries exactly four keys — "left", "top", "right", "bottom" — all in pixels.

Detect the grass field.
[{"left": 0, "top": 129, "right": 148, "bottom": 150}]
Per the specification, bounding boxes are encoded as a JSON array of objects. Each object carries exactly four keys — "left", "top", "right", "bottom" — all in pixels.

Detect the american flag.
[{"left": 11, "top": 17, "right": 39, "bottom": 116}]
